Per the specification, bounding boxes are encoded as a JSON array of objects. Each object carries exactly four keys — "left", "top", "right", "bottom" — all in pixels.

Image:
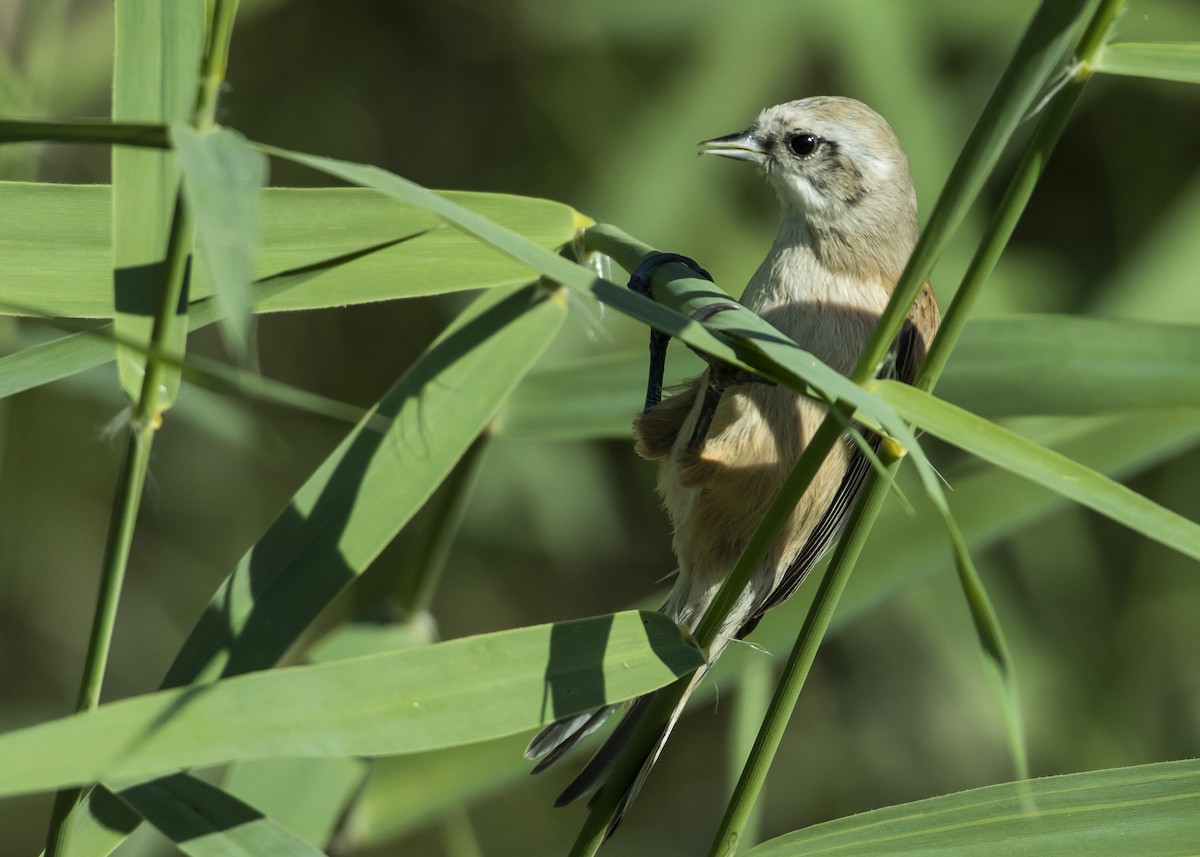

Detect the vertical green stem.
[
  {"left": 43, "top": 3, "right": 241, "bottom": 853},
  {"left": 41, "top": 426, "right": 153, "bottom": 855},
  {"left": 728, "top": 655, "right": 772, "bottom": 851},
  {"left": 75, "top": 432, "right": 152, "bottom": 711},
  {"left": 917, "top": 0, "right": 1123, "bottom": 389},
  {"left": 708, "top": 457, "right": 902, "bottom": 857},
  {"left": 692, "top": 417, "right": 845, "bottom": 649},
  {"left": 704, "top": 2, "right": 1127, "bottom": 853},
  {"left": 192, "top": 0, "right": 240, "bottom": 131},
  {"left": 849, "top": 0, "right": 1101, "bottom": 384}
]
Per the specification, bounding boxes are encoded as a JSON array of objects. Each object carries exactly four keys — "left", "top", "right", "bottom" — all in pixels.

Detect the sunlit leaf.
[
  {"left": 1095, "top": 41, "right": 1200, "bottom": 84},
  {"left": 162, "top": 283, "right": 566, "bottom": 686},
  {"left": 113, "top": 773, "right": 326, "bottom": 857},
  {"left": 874, "top": 381, "right": 1200, "bottom": 564},
  {"left": 110, "top": 0, "right": 204, "bottom": 406},
  {"left": 743, "top": 759, "right": 1200, "bottom": 856},
  {"left": 0, "top": 181, "right": 582, "bottom": 317},
  {"left": 0, "top": 611, "right": 702, "bottom": 798},
  {"left": 172, "top": 124, "right": 267, "bottom": 358}
]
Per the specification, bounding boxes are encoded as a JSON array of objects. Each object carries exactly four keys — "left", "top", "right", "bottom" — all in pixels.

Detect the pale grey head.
[{"left": 700, "top": 96, "right": 918, "bottom": 282}]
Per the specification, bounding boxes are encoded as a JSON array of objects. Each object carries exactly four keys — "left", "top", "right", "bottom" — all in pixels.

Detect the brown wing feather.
[{"left": 738, "top": 282, "right": 939, "bottom": 636}]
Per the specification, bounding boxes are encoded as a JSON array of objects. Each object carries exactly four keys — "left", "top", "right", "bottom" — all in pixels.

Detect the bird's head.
[{"left": 700, "top": 96, "right": 918, "bottom": 279}]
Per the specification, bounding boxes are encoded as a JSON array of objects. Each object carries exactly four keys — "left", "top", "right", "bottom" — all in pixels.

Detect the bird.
[{"left": 526, "top": 95, "right": 940, "bottom": 834}]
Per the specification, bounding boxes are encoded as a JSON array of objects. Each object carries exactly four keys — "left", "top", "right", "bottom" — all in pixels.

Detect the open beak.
[{"left": 698, "top": 128, "right": 767, "bottom": 165}]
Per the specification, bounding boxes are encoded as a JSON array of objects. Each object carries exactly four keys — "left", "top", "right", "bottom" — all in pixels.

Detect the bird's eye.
[{"left": 787, "top": 133, "right": 821, "bottom": 157}]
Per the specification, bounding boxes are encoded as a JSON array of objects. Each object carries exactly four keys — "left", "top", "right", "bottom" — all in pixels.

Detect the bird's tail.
[{"left": 525, "top": 662, "right": 711, "bottom": 838}]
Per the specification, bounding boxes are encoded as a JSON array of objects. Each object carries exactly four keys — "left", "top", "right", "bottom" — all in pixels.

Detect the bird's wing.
[
  {"left": 737, "top": 287, "right": 937, "bottom": 637},
  {"left": 736, "top": 432, "right": 871, "bottom": 637}
]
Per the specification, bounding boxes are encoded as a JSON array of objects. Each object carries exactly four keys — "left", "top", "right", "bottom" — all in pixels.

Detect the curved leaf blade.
[
  {"left": 1096, "top": 41, "right": 1200, "bottom": 84},
  {"left": 172, "top": 124, "right": 267, "bottom": 359},
  {"left": 743, "top": 759, "right": 1200, "bottom": 856},
  {"left": 874, "top": 381, "right": 1200, "bottom": 563},
  {"left": 163, "top": 283, "right": 566, "bottom": 686},
  {"left": 113, "top": 774, "right": 326, "bottom": 857},
  {"left": 0, "top": 181, "right": 582, "bottom": 318},
  {"left": 0, "top": 611, "right": 702, "bottom": 798}
]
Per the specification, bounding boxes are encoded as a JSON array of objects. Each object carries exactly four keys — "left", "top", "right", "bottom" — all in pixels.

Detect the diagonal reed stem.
[
  {"left": 567, "top": 1, "right": 1121, "bottom": 853},
  {"left": 706, "top": 1, "right": 1127, "bottom": 854}
]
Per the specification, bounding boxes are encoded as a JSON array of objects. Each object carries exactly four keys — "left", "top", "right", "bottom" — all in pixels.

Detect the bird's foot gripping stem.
[
  {"left": 626, "top": 252, "right": 714, "bottom": 414},
  {"left": 626, "top": 254, "right": 774, "bottom": 451}
]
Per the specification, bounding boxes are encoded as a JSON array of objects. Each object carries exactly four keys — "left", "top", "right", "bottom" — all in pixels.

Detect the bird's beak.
[{"left": 698, "top": 129, "right": 767, "bottom": 165}]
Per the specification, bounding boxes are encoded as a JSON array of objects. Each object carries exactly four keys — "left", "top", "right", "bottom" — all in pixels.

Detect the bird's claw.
[{"left": 626, "top": 252, "right": 714, "bottom": 413}]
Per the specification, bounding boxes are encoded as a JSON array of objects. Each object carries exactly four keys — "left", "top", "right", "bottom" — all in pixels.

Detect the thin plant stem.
[
  {"left": 917, "top": 0, "right": 1125, "bottom": 390},
  {"left": 848, "top": 0, "right": 1102, "bottom": 386},
  {"left": 704, "top": 1, "right": 1128, "bottom": 853},
  {"left": 0, "top": 118, "right": 169, "bottom": 148},
  {"left": 43, "top": 3, "right": 241, "bottom": 852},
  {"left": 708, "top": 456, "right": 902, "bottom": 857},
  {"left": 728, "top": 655, "right": 772, "bottom": 851},
  {"left": 40, "top": 424, "right": 153, "bottom": 855}
]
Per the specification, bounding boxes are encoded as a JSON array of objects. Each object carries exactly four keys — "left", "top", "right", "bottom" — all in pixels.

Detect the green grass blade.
[
  {"left": 0, "top": 611, "right": 703, "bottom": 798},
  {"left": 0, "top": 327, "right": 115, "bottom": 400},
  {"left": 0, "top": 181, "right": 581, "bottom": 317},
  {"left": 55, "top": 786, "right": 139, "bottom": 857},
  {"left": 162, "top": 283, "right": 565, "bottom": 686},
  {"left": 942, "top": 515, "right": 1028, "bottom": 783},
  {"left": 849, "top": 0, "right": 1101, "bottom": 388},
  {"left": 338, "top": 413, "right": 1200, "bottom": 850},
  {"left": 224, "top": 757, "right": 366, "bottom": 851},
  {"left": 874, "top": 381, "right": 1200, "bottom": 563},
  {"left": 256, "top": 153, "right": 942, "bottom": 517},
  {"left": 57, "top": 623, "right": 394, "bottom": 857},
  {"left": 1095, "top": 42, "right": 1200, "bottom": 84},
  {"left": 111, "top": 0, "right": 204, "bottom": 405},
  {"left": 171, "top": 124, "right": 267, "bottom": 359},
  {"left": 111, "top": 774, "right": 326, "bottom": 857},
  {"left": 939, "top": 316, "right": 1200, "bottom": 416},
  {"left": 0, "top": 118, "right": 169, "bottom": 148},
  {"left": 743, "top": 759, "right": 1200, "bottom": 856},
  {"left": 497, "top": 314, "right": 1200, "bottom": 441}
]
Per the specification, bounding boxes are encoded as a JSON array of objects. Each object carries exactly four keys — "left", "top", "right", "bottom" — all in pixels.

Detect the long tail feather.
[{"left": 526, "top": 705, "right": 618, "bottom": 773}]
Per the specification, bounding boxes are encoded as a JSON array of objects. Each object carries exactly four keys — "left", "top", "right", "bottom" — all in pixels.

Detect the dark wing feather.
[{"left": 736, "top": 312, "right": 931, "bottom": 638}]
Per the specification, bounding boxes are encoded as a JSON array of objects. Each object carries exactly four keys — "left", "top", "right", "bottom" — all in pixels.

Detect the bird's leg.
[
  {"left": 626, "top": 252, "right": 713, "bottom": 414},
  {"left": 685, "top": 303, "right": 774, "bottom": 453}
]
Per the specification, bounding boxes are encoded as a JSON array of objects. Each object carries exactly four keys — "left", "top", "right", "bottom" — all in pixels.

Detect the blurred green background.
[{"left": 2, "top": 1, "right": 1200, "bottom": 855}]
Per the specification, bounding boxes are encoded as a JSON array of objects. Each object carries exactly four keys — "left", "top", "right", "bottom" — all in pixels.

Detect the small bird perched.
[{"left": 527, "top": 96, "right": 939, "bottom": 832}]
